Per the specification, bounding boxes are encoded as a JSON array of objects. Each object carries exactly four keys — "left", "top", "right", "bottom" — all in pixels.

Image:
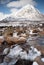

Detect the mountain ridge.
[{"left": 0, "top": 4, "right": 44, "bottom": 22}]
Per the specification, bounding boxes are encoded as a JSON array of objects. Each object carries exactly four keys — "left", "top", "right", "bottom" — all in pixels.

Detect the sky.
[{"left": 0, "top": 0, "right": 44, "bottom": 20}]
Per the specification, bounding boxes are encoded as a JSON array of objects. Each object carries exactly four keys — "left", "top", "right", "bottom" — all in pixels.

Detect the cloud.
[
  {"left": 0, "top": 0, "right": 11, "bottom": 4},
  {"left": 7, "top": 0, "right": 36, "bottom": 8},
  {"left": 0, "top": 12, "right": 9, "bottom": 21},
  {"left": 10, "top": 8, "right": 18, "bottom": 13},
  {"left": 9, "top": 8, "right": 18, "bottom": 17},
  {"left": 0, "top": 9, "right": 18, "bottom": 21},
  {"left": 6, "top": 0, "right": 37, "bottom": 17}
]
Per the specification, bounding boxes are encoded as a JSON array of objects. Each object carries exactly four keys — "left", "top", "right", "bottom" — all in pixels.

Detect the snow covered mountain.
[
  {"left": 1, "top": 4, "right": 44, "bottom": 22},
  {"left": 15, "top": 4, "right": 44, "bottom": 20}
]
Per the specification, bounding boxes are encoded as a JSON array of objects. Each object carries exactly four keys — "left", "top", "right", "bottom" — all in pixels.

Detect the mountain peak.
[
  {"left": 15, "top": 4, "right": 44, "bottom": 20},
  {"left": 1, "top": 4, "right": 44, "bottom": 22},
  {"left": 22, "top": 4, "right": 34, "bottom": 8}
]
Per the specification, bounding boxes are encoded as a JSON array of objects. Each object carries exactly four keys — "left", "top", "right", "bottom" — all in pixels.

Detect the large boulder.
[{"left": 4, "top": 35, "right": 27, "bottom": 45}]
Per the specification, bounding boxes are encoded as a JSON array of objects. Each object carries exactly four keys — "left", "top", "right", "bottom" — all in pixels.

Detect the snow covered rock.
[
  {"left": 27, "top": 46, "right": 41, "bottom": 61},
  {"left": 20, "top": 46, "right": 41, "bottom": 61},
  {"left": 7, "top": 45, "right": 22, "bottom": 58},
  {"left": 20, "top": 51, "right": 27, "bottom": 59}
]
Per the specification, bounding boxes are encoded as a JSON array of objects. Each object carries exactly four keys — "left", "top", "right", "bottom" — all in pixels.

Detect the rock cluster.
[{"left": 0, "top": 44, "right": 44, "bottom": 65}]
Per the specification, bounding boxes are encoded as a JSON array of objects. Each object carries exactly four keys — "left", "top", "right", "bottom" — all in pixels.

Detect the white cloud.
[
  {"left": 0, "top": 12, "right": 9, "bottom": 21},
  {"left": 9, "top": 8, "right": 18, "bottom": 17},
  {"left": 7, "top": 0, "right": 36, "bottom": 8},
  {"left": 10, "top": 8, "right": 18, "bottom": 13},
  {"left": 0, "top": 9, "right": 18, "bottom": 21}
]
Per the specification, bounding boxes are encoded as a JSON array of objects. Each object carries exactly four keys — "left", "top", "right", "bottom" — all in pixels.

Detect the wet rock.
[
  {"left": 0, "top": 43, "right": 2, "bottom": 46},
  {"left": 2, "top": 41, "right": 8, "bottom": 45},
  {"left": 0, "top": 63, "right": 4, "bottom": 65},
  {"left": 0, "top": 46, "right": 3, "bottom": 53},
  {"left": 4, "top": 56, "right": 19, "bottom": 65},
  {"left": 4, "top": 56, "right": 12, "bottom": 63},
  {"left": 0, "top": 38, "right": 4, "bottom": 45},
  {"left": 15, "top": 59, "right": 33, "bottom": 65},
  {"left": 0, "top": 55, "right": 5, "bottom": 63},
  {"left": 7, "top": 58, "right": 18, "bottom": 65}
]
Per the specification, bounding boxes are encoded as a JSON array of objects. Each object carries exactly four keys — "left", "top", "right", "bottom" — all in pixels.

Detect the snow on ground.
[
  {"left": 27, "top": 46, "right": 41, "bottom": 61},
  {"left": 6, "top": 45, "right": 41, "bottom": 61},
  {"left": 2, "top": 45, "right": 41, "bottom": 65},
  {"left": 19, "top": 46, "right": 41, "bottom": 60},
  {"left": 20, "top": 51, "right": 28, "bottom": 59},
  {"left": 13, "top": 32, "right": 19, "bottom": 38},
  {"left": 41, "top": 58, "right": 44, "bottom": 62},
  {"left": 0, "top": 36, "right": 4, "bottom": 39},
  {"left": 7, "top": 45, "right": 22, "bottom": 58},
  {"left": 32, "top": 62, "right": 39, "bottom": 65},
  {"left": 30, "top": 30, "right": 33, "bottom": 34}
]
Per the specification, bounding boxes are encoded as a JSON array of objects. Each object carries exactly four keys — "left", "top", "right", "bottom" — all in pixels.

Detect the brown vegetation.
[{"left": 34, "top": 56, "right": 44, "bottom": 65}]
